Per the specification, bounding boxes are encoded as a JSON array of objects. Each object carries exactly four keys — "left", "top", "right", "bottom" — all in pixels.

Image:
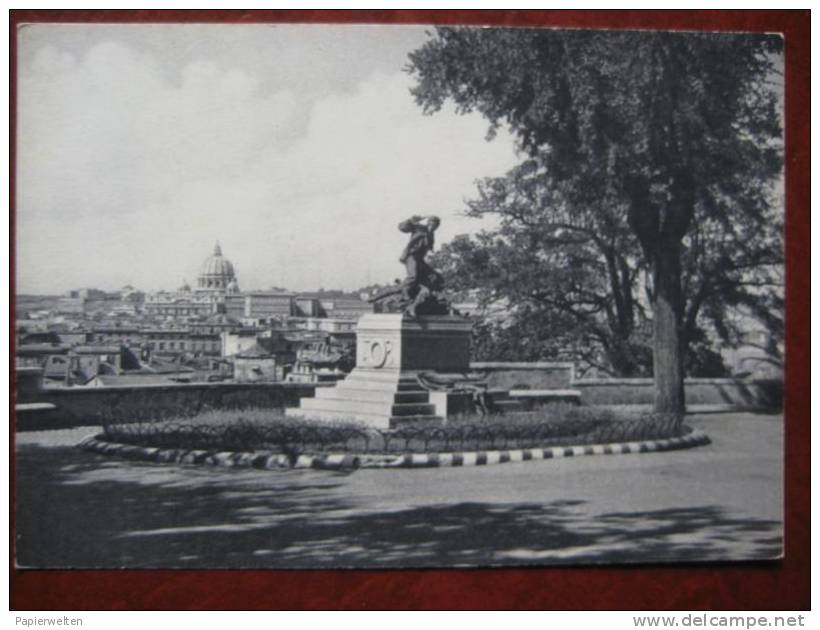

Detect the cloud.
[{"left": 16, "top": 35, "right": 518, "bottom": 293}]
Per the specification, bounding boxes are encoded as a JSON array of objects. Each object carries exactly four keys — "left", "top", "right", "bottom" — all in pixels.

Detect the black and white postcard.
[{"left": 14, "top": 22, "right": 785, "bottom": 570}]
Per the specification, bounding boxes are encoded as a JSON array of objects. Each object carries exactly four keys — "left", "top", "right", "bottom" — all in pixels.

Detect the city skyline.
[
  {"left": 16, "top": 239, "right": 384, "bottom": 297},
  {"left": 12, "top": 14, "right": 795, "bottom": 590},
  {"left": 15, "top": 24, "right": 519, "bottom": 294}
]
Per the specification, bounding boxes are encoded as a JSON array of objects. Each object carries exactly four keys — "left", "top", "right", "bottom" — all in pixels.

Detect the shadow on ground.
[{"left": 15, "top": 443, "right": 782, "bottom": 569}]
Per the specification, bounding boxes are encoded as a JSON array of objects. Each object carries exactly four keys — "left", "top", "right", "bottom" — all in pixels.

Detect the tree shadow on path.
[{"left": 15, "top": 443, "right": 782, "bottom": 569}]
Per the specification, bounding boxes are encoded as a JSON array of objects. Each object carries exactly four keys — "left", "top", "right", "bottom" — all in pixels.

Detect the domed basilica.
[
  {"left": 144, "top": 242, "right": 240, "bottom": 319},
  {"left": 196, "top": 242, "right": 240, "bottom": 294}
]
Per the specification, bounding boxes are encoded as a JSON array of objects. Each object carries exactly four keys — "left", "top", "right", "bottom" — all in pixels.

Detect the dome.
[
  {"left": 197, "top": 242, "right": 237, "bottom": 292},
  {"left": 200, "top": 242, "right": 235, "bottom": 278}
]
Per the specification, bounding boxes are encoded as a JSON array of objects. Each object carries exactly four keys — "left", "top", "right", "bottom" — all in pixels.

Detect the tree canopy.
[
  {"left": 409, "top": 28, "right": 783, "bottom": 412},
  {"left": 430, "top": 161, "right": 652, "bottom": 376}
]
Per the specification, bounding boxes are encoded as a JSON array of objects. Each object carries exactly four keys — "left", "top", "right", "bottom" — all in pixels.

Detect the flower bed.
[{"left": 100, "top": 405, "right": 688, "bottom": 456}]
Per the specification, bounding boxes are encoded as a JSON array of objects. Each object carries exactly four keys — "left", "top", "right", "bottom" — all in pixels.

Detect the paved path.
[{"left": 14, "top": 413, "right": 782, "bottom": 568}]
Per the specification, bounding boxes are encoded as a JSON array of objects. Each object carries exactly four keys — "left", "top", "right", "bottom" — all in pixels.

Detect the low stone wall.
[
  {"left": 17, "top": 381, "right": 318, "bottom": 430},
  {"left": 15, "top": 367, "right": 45, "bottom": 404},
  {"left": 14, "top": 363, "right": 782, "bottom": 433},
  {"left": 573, "top": 377, "right": 782, "bottom": 410},
  {"left": 470, "top": 362, "right": 575, "bottom": 390}
]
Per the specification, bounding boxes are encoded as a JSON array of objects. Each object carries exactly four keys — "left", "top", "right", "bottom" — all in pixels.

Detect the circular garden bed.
[{"left": 80, "top": 405, "right": 710, "bottom": 470}]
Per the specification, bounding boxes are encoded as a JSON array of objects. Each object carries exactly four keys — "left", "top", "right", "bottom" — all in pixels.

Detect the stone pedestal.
[{"left": 287, "top": 314, "right": 472, "bottom": 428}]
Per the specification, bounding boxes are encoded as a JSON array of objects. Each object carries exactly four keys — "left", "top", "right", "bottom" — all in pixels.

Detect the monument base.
[{"left": 286, "top": 314, "right": 472, "bottom": 429}]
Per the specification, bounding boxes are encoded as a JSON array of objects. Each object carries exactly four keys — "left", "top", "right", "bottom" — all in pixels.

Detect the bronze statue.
[{"left": 369, "top": 215, "right": 451, "bottom": 317}]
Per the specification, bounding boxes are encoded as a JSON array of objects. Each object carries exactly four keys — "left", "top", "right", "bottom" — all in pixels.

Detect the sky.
[{"left": 15, "top": 24, "right": 520, "bottom": 295}]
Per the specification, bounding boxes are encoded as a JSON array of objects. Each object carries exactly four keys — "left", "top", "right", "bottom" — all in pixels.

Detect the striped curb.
[
  {"left": 78, "top": 436, "right": 361, "bottom": 471},
  {"left": 78, "top": 429, "right": 709, "bottom": 472},
  {"left": 359, "top": 429, "right": 710, "bottom": 468}
]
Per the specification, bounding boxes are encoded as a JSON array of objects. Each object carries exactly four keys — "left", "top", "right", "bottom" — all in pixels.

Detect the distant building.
[
  {"left": 56, "top": 289, "right": 111, "bottom": 315},
  {"left": 188, "top": 313, "right": 241, "bottom": 336},
  {"left": 144, "top": 328, "right": 221, "bottom": 356},
  {"left": 225, "top": 292, "right": 295, "bottom": 320},
  {"left": 144, "top": 242, "right": 240, "bottom": 320},
  {"left": 16, "top": 342, "right": 70, "bottom": 368},
  {"left": 18, "top": 330, "right": 62, "bottom": 346},
  {"left": 231, "top": 335, "right": 298, "bottom": 382},
  {"left": 19, "top": 239, "right": 381, "bottom": 388},
  {"left": 290, "top": 318, "right": 357, "bottom": 352},
  {"left": 221, "top": 329, "right": 265, "bottom": 357},
  {"left": 42, "top": 353, "right": 75, "bottom": 382},
  {"left": 318, "top": 297, "right": 373, "bottom": 319},
  {"left": 288, "top": 336, "right": 354, "bottom": 384},
  {"left": 144, "top": 287, "right": 214, "bottom": 319},
  {"left": 57, "top": 331, "right": 92, "bottom": 347},
  {"left": 223, "top": 294, "right": 245, "bottom": 319},
  {"left": 294, "top": 296, "right": 321, "bottom": 317},
  {"left": 197, "top": 242, "right": 239, "bottom": 294},
  {"left": 291, "top": 293, "right": 373, "bottom": 319},
  {"left": 232, "top": 343, "right": 279, "bottom": 382},
  {"left": 119, "top": 285, "right": 145, "bottom": 303},
  {"left": 108, "top": 303, "right": 138, "bottom": 317},
  {"left": 41, "top": 344, "right": 142, "bottom": 386},
  {"left": 88, "top": 326, "right": 143, "bottom": 346}
]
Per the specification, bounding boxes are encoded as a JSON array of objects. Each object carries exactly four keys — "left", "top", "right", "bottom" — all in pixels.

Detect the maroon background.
[{"left": 9, "top": 10, "right": 810, "bottom": 610}]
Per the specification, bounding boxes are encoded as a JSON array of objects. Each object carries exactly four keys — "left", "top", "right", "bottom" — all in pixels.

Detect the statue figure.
[{"left": 369, "top": 215, "right": 451, "bottom": 317}]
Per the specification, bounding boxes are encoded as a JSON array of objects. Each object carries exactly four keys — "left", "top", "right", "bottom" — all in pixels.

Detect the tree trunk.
[{"left": 652, "top": 238, "right": 685, "bottom": 416}]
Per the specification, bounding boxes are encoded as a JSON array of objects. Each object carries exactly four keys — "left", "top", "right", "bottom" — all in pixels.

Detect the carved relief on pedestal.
[{"left": 357, "top": 337, "right": 397, "bottom": 369}]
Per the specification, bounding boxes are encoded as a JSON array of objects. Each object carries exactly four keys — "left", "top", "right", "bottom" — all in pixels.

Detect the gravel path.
[{"left": 13, "top": 413, "right": 782, "bottom": 569}]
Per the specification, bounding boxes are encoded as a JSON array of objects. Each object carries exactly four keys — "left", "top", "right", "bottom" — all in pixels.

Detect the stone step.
[
  {"left": 296, "top": 397, "right": 437, "bottom": 417},
  {"left": 334, "top": 376, "right": 425, "bottom": 393},
  {"left": 313, "top": 387, "right": 429, "bottom": 404}
]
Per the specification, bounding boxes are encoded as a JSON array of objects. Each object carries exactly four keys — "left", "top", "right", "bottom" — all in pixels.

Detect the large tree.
[
  {"left": 409, "top": 28, "right": 783, "bottom": 414},
  {"left": 433, "top": 153, "right": 782, "bottom": 377},
  {"left": 432, "top": 159, "right": 652, "bottom": 377}
]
